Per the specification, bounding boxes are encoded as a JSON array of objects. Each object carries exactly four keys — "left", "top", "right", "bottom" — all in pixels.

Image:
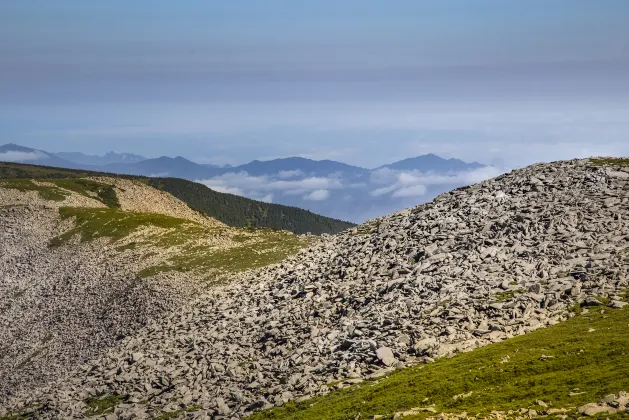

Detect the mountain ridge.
[
  {"left": 0, "top": 161, "right": 355, "bottom": 235},
  {"left": 0, "top": 143, "right": 485, "bottom": 179},
  {"left": 54, "top": 151, "right": 147, "bottom": 166}
]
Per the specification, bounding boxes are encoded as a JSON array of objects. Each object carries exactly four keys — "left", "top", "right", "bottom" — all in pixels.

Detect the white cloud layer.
[
  {"left": 197, "top": 172, "right": 343, "bottom": 193},
  {"left": 369, "top": 166, "right": 503, "bottom": 198},
  {"left": 195, "top": 166, "right": 503, "bottom": 217},
  {"left": 0, "top": 151, "right": 48, "bottom": 162},
  {"left": 277, "top": 170, "right": 304, "bottom": 179}
]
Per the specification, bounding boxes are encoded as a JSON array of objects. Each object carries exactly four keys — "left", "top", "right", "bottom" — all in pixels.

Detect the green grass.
[
  {"left": 49, "top": 207, "right": 194, "bottom": 247},
  {"left": 0, "top": 179, "right": 68, "bottom": 201},
  {"left": 251, "top": 306, "right": 629, "bottom": 420},
  {"left": 84, "top": 394, "right": 128, "bottom": 416},
  {"left": 137, "top": 228, "right": 308, "bottom": 278},
  {"left": 49, "top": 206, "right": 309, "bottom": 278},
  {"left": 48, "top": 178, "right": 119, "bottom": 207},
  {"left": 0, "top": 177, "right": 119, "bottom": 207},
  {"left": 590, "top": 157, "right": 629, "bottom": 166},
  {"left": 494, "top": 289, "right": 523, "bottom": 302}
]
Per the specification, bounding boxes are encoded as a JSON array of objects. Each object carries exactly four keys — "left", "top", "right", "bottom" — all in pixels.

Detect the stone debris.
[{"left": 2, "top": 158, "right": 629, "bottom": 418}]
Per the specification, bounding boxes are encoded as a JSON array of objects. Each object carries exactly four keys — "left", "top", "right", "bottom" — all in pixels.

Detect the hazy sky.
[{"left": 1, "top": 1, "right": 628, "bottom": 168}]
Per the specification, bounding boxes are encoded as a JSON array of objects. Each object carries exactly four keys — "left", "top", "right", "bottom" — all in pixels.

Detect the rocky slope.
[
  {"left": 0, "top": 177, "right": 307, "bottom": 407},
  {"left": 2, "top": 158, "right": 629, "bottom": 419}
]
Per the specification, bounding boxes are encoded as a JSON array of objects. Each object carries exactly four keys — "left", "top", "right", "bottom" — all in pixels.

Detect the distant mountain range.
[
  {"left": 53, "top": 151, "right": 147, "bottom": 166},
  {"left": 0, "top": 143, "right": 496, "bottom": 222}
]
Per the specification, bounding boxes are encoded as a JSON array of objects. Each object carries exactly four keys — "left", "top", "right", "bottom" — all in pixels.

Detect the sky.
[{"left": 1, "top": 0, "right": 629, "bottom": 168}]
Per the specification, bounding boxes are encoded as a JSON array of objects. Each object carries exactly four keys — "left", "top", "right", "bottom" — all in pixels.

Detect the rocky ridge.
[{"left": 2, "top": 158, "right": 629, "bottom": 419}]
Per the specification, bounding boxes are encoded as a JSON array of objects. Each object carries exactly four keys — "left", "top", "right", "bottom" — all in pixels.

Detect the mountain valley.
[
  {"left": 0, "top": 144, "right": 491, "bottom": 223},
  {"left": 1, "top": 157, "right": 628, "bottom": 419}
]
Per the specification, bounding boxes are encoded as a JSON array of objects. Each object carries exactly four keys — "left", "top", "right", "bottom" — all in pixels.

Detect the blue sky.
[{"left": 1, "top": 1, "right": 629, "bottom": 167}]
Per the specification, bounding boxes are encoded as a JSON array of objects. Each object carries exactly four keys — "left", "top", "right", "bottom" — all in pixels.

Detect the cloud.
[
  {"left": 304, "top": 189, "right": 330, "bottom": 201},
  {"left": 0, "top": 150, "right": 47, "bottom": 162},
  {"left": 259, "top": 194, "right": 274, "bottom": 203},
  {"left": 370, "top": 184, "right": 398, "bottom": 197},
  {"left": 148, "top": 172, "right": 170, "bottom": 177},
  {"left": 369, "top": 166, "right": 504, "bottom": 198},
  {"left": 277, "top": 170, "right": 304, "bottom": 179},
  {"left": 392, "top": 185, "right": 428, "bottom": 198},
  {"left": 197, "top": 172, "right": 343, "bottom": 193}
]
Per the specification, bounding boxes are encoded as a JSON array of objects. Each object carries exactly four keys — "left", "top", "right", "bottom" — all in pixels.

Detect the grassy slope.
[
  {"left": 0, "top": 162, "right": 355, "bottom": 234},
  {"left": 48, "top": 206, "right": 309, "bottom": 279},
  {"left": 0, "top": 178, "right": 119, "bottom": 208},
  {"left": 252, "top": 303, "right": 629, "bottom": 420}
]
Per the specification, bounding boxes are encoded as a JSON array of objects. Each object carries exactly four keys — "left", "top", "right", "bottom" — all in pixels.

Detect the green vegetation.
[
  {"left": 146, "top": 177, "right": 354, "bottom": 235},
  {"left": 0, "top": 179, "right": 68, "bottom": 201},
  {"left": 251, "top": 305, "right": 629, "bottom": 420},
  {"left": 84, "top": 394, "right": 127, "bottom": 416},
  {"left": 50, "top": 206, "right": 309, "bottom": 277},
  {"left": 0, "top": 161, "right": 355, "bottom": 234},
  {"left": 48, "top": 178, "right": 119, "bottom": 207},
  {"left": 0, "top": 177, "right": 119, "bottom": 207},
  {"left": 494, "top": 289, "right": 523, "bottom": 302},
  {"left": 49, "top": 207, "right": 194, "bottom": 247},
  {"left": 590, "top": 157, "right": 629, "bottom": 166},
  {"left": 138, "top": 228, "right": 307, "bottom": 278}
]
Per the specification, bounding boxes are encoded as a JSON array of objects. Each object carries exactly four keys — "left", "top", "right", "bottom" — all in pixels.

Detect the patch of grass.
[
  {"left": 138, "top": 229, "right": 308, "bottom": 278},
  {"left": 494, "top": 289, "right": 523, "bottom": 302},
  {"left": 48, "top": 178, "right": 119, "bottom": 207},
  {"left": 0, "top": 179, "right": 68, "bottom": 201},
  {"left": 84, "top": 394, "right": 128, "bottom": 416},
  {"left": 251, "top": 306, "right": 629, "bottom": 420},
  {"left": 50, "top": 207, "right": 194, "bottom": 247},
  {"left": 1, "top": 177, "right": 119, "bottom": 207},
  {"left": 49, "top": 206, "right": 309, "bottom": 277},
  {"left": 590, "top": 157, "right": 629, "bottom": 167}
]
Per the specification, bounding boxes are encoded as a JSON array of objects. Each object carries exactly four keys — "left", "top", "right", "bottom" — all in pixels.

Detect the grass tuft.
[{"left": 84, "top": 394, "right": 127, "bottom": 416}]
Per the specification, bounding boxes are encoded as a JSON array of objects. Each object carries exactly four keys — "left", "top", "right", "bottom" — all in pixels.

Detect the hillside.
[
  {"left": 2, "top": 157, "right": 628, "bottom": 419},
  {"left": 0, "top": 175, "right": 311, "bottom": 404},
  {"left": 0, "top": 161, "right": 355, "bottom": 235}
]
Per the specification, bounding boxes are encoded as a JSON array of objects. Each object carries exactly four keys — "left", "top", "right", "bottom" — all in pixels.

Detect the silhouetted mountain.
[
  {"left": 237, "top": 157, "right": 367, "bottom": 177},
  {"left": 54, "top": 151, "right": 146, "bottom": 166},
  {"left": 377, "top": 153, "right": 484, "bottom": 172},
  {"left": 0, "top": 144, "right": 83, "bottom": 169},
  {"left": 102, "top": 156, "right": 220, "bottom": 179}
]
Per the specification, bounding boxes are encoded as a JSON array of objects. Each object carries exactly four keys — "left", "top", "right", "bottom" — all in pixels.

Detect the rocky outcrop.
[{"left": 2, "top": 158, "right": 629, "bottom": 419}]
